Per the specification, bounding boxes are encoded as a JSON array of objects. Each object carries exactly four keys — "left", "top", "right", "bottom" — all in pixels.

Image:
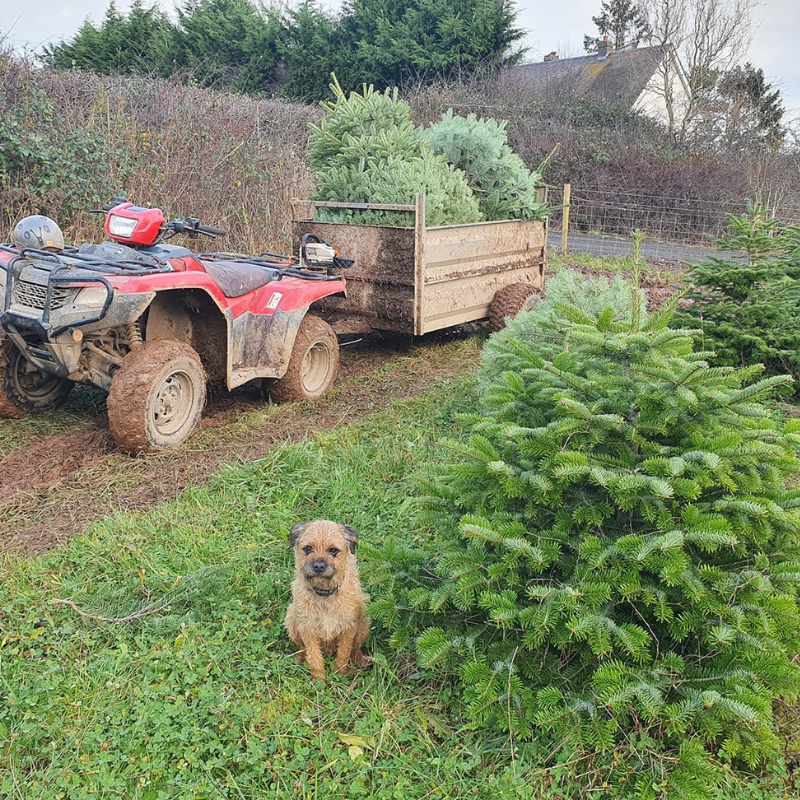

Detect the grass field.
[
  {"left": 2, "top": 376, "right": 558, "bottom": 799},
  {"left": 1, "top": 264, "right": 798, "bottom": 798}
]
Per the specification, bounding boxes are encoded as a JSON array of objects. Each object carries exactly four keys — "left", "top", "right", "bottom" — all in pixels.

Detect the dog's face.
[{"left": 289, "top": 520, "right": 359, "bottom": 591}]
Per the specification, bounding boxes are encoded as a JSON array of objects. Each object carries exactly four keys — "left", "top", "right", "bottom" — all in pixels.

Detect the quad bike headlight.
[
  {"left": 107, "top": 215, "right": 138, "bottom": 238},
  {"left": 76, "top": 285, "right": 110, "bottom": 308}
]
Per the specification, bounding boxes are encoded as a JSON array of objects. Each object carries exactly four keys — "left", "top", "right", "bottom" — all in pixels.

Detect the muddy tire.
[
  {"left": 487, "top": 283, "right": 542, "bottom": 333},
  {"left": 0, "top": 331, "right": 73, "bottom": 418},
  {"left": 269, "top": 315, "right": 339, "bottom": 403},
  {"left": 107, "top": 339, "right": 206, "bottom": 454}
]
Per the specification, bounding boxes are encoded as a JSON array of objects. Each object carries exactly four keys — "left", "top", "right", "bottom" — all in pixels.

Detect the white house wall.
[{"left": 633, "top": 61, "right": 690, "bottom": 127}]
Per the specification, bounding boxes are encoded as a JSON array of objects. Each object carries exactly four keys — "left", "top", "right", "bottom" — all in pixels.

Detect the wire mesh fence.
[{"left": 547, "top": 184, "right": 800, "bottom": 263}]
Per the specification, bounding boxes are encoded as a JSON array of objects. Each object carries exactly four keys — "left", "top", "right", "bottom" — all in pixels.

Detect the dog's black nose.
[{"left": 312, "top": 561, "right": 327, "bottom": 574}]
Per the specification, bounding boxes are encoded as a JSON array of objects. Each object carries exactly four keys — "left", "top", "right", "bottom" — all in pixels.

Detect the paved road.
[{"left": 547, "top": 229, "right": 743, "bottom": 265}]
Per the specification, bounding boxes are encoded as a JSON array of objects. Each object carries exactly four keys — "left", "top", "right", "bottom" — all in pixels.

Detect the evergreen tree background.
[
  {"left": 716, "top": 63, "right": 785, "bottom": 149},
  {"left": 42, "top": 0, "right": 525, "bottom": 100},
  {"left": 43, "top": 0, "right": 176, "bottom": 76},
  {"left": 583, "top": 0, "right": 650, "bottom": 53},
  {"left": 172, "top": 0, "right": 285, "bottom": 94},
  {"left": 280, "top": 1, "right": 347, "bottom": 103},
  {"left": 341, "top": 0, "right": 524, "bottom": 89},
  {"left": 368, "top": 271, "right": 800, "bottom": 797}
]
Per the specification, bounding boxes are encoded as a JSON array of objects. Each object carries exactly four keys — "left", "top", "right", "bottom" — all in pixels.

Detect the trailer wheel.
[
  {"left": 487, "top": 283, "right": 542, "bottom": 332},
  {"left": 107, "top": 339, "right": 206, "bottom": 454},
  {"left": 0, "top": 331, "right": 73, "bottom": 418},
  {"left": 269, "top": 315, "right": 339, "bottom": 403}
]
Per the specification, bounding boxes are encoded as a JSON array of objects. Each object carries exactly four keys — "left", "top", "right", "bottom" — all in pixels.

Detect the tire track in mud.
[
  {"left": 0, "top": 428, "right": 115, "bottom": 505},
  {"left": 0, "top": 272, "right": 682, "bottom": 556},
  {"left": 0, "top": 336, "right": 479, "bottom": 555}
]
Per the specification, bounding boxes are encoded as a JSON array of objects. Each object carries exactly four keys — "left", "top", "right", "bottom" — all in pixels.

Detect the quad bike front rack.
[{"left": 0, "top": 244, "right": 170, "bottom": 339}]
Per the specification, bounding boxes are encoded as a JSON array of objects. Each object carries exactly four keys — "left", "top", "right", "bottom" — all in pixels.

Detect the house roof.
[{"left": 507, "top": 46, "right": 664, "bottom": 105}]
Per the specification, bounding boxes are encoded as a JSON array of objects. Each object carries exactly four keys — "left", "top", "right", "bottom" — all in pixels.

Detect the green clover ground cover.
[
  {"left": 1, "top": 359, "right": 796, "bottom": 799},
  {"left": 0, "top": 380, "right": 551, "bottom": 800}
]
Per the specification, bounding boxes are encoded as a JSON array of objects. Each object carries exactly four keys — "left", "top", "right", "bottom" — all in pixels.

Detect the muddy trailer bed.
[{"left": 291, "top": 194, "right": 546, "bottom": 336}]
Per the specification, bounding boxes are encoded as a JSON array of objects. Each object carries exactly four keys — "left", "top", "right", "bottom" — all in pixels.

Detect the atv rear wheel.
[
  {"left": 269, "top": 315, "right": 339, "bottom": 403},
  {"left": 487, "top": 282, "right": 542, "bottom": 333},
  {"left": 107, "top": 339, "right": 206, "bottom": 454},
  {"left": 0, "top": 331, "right": 74, "bottom": 418}
]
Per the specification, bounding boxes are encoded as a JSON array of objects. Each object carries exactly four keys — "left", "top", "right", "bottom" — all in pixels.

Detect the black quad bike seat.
[{"left": 199, "top": 259, "right": 280, "bottom": 298}]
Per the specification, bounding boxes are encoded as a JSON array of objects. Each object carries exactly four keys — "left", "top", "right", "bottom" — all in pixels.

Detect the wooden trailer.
[{"left": 291, "top": 194, "right": 546, "bottom": 336}]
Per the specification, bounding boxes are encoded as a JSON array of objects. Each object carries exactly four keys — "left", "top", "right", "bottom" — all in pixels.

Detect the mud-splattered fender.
[{"left": 227, "top": 307, "right": 308, "bottom": 388}]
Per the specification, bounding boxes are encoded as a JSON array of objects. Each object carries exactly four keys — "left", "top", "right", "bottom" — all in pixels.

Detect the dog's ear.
[
  {"left": 341, "top": 524, "right": 359, "bottom": 554},
  {"left": 289, "top": 522, "right": 308, "bottom": 549}
]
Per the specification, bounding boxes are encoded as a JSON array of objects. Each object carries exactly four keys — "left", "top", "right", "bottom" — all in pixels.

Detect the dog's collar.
[{"left": 311, "top": 584, "right": 340, "bottom": 597}]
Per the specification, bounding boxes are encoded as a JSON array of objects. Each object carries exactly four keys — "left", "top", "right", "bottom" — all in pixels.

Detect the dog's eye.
[
  {"left": 328, "top": 548, "right": 340, "bottom": 557},
  {"left": 302, "top": 545, "right": 313, "bottom": 555}
]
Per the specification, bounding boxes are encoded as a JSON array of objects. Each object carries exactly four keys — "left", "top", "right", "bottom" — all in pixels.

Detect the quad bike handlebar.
[
  {"left": 170, "top": 218, "right": 227, "bottom": 238},
  {"left": 92, "top": 197, "right": 227, "bottom": 246}
]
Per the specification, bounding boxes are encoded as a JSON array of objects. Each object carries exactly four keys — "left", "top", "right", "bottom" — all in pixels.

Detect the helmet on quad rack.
[{"left": 12, "top": 215, "right": 65, "bottom": 250}]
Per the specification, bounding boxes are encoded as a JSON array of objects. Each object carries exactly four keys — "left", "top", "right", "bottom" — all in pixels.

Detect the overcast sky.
[{"left": 3, "top": 0, "right": 799, "bottom": 114}]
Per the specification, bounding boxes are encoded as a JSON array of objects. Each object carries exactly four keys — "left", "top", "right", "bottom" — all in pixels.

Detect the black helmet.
[{"left": 12, "top": 215, "right": 65, "bottom": 250}]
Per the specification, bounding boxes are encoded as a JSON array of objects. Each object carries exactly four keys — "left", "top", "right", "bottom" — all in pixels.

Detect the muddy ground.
[
  {"left": 0, "top": 334, "right": 483, "bottom": 556},
  {"left": 0, "top": 266, "right": 682, "bottom": 556}
]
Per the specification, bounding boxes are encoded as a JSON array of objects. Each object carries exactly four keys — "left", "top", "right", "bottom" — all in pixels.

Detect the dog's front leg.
[
  {"left": 334, "top": 630, "right": 357, "bottom": 675},
  {"left": 304, "top": 638, "right": 326, "bottom": 682}
]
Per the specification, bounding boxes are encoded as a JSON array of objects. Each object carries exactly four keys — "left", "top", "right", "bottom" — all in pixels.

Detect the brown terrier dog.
[{"left": 284, "top": 520, "right": 370, "bottom": 682}]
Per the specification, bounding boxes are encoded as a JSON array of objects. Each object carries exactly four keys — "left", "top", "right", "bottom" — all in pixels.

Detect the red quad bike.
[{"left": 0, "top": 201, "right": 353, "bottom": 453}]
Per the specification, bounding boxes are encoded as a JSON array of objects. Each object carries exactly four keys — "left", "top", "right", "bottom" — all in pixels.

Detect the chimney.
[
  {"left": 597, "top": 35, "right": 613, "bottom": 58},
  {"left": 543, "top": 51, "right": 559, "bottom": 62}
]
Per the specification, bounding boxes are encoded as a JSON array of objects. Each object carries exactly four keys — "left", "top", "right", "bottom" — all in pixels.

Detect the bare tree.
[{"left": 642, "top": 0, "right": 759, "bottom": 142}]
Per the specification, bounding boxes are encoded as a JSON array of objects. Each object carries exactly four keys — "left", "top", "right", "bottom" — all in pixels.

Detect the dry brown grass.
[{"left": 1, "top": 60, "right": 321, "bottom": 252}]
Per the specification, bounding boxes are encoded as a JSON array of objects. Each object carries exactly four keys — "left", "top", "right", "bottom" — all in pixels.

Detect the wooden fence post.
[{"left": 561, "top": 182, "right": 571, "bottom": 255}]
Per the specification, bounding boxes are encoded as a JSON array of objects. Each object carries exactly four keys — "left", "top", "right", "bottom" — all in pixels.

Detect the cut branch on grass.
[{"left": 51, "top": 595, "right": 176, "bottom": 623}]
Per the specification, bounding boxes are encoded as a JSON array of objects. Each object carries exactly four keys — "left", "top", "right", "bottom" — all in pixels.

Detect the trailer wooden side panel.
[
  {"left": 292, "top": 221, "right": 416, "bottom": 334},
  {"left": 419, "top": 220, "right": 545, "bottom": 335}
]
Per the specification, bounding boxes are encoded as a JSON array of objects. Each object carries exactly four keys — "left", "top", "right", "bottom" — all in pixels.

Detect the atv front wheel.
[
  {"left": 269, "top": 315, "right": 339, "bottom": 402},
  {"left": 0, "top": 331, "right": 74, "bottom": 418},
  {"left": 487, "top": 282, "right": 542, "bottom": 332},
  {"left": 107, "top": 339, "right": 206, "bottom": 454}
]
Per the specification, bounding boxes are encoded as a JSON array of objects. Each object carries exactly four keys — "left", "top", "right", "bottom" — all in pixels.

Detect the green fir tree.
[
  {"left": 308, "top": 78, "right": 482, "bottom": 226},
  {"left": 674, "top": 204, "right": 800, "bottom": 393},
  {"left": 369, "top": 273, "right": 800, "bottom": 797},
  {"left": 422, "top": 109, "right": 548, "bottom": 221}
]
